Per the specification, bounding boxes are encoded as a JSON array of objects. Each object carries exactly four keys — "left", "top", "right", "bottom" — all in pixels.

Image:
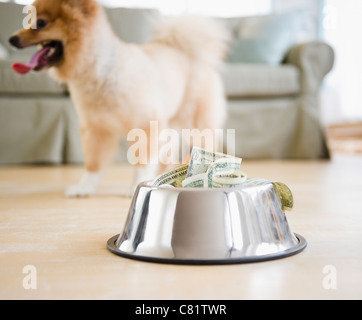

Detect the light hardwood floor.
[{"left": 1, "top": 154, "right": 362, "bottom": 300}]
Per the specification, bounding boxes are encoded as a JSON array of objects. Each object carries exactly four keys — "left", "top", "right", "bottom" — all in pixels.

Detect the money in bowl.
[{"left": 107, "top": 147, "right": 307, "bottom": 264}]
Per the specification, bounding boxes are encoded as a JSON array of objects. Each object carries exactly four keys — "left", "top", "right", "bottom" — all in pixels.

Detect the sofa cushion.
[
  {"left": 221, "top": 63, "right": 300, "bottom": 98},
  {"left": 0, "top": 53, "right": 67, "bottom": 94},
  {"left": 0, "top": 96, "right": 83, "bottom": 165}
]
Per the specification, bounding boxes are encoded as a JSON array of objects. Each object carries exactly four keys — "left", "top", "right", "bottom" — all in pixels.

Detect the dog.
[{"left": 9, "top": 0, "right": 230, "bottom": 197}]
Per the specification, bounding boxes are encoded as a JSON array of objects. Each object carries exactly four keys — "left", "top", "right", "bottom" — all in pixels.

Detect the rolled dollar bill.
[
  {"left": 186, "top": 147, "right": 242, "bottom": 178},
  {"left": 182, "top": 173, "right": 205, "bottom": 188},
  {"left": 183, "top": 155, "right": 242, "bottom": 188},
  {"left": 238, "top": 178, "right": 294, "bottom": 211},
  {"left": 151, "top": 163, "right": 189, "bottom": 188},
  {"left": 212, "top": 176, "right": 293, "bottom": 211},
  {"left": 272, "top": 182, "right": 294, "bottom": 211},
  {"left": 211, "top": 170, "right": 248, "bottom": 188},
  {"left": 239, "top": 178, "right": 270, "bottom": 187},
  {"left": 204, "top": 158, "right": 242, "bottom": 188},
  {"left": 150, "top": 147, "right": 293, "bottom": 211}
]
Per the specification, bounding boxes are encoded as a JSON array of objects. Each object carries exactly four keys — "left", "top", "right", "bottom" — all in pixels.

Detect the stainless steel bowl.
[{"left": 107, "top": 181, "right": 307, "bottom": 264}]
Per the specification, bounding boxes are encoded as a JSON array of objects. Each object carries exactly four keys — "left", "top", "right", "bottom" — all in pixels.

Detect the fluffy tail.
[{"left": 152, "top": 16, "right": 231, "bottom": 68}]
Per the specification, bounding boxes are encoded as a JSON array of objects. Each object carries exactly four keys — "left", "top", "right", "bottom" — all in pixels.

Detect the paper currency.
[
  {"left": 211, "top": 170, "right": 248, "bottom": 188},
  {"left": 182, "top": 147, "right": 242, "bottom": 188},
  {"left": 151, "top": 147, "right": 293, "bottom": 211},
  {"left": 272, "top": 182, "right": 294, "bottom": 211},
  {"left": 186, "top": 147, "right": 241, "bottom": 178},
  {"left": 217, "top": 177, "right": 293, "bottom": 211},
  {"left": 183, "top": 159, "right": 243, "bottom": 188},
  {"left": 151, "top": 163, "right": 189, "bottom": 188},
  {"left": 182, "top": 173, "right": 205, "bottom": 188},
  {"left": 204, "top": 158, "right": 242, "bottom": 188}
]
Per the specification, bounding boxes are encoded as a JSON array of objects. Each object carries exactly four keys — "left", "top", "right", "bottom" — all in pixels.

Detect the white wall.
[
  {"left": 273, "top": 0, "right": 323, "bottom": 39},
  {"left": 322, "top": 0, "right": 362, "bottom": 123},
  {"left": 275, "top": 0, "right": 362, "bottom": 125}
]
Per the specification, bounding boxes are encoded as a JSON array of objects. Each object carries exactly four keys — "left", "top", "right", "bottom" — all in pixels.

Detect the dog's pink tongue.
[{"left": 12, "top": 46, "right": 50, "bottom": 75}]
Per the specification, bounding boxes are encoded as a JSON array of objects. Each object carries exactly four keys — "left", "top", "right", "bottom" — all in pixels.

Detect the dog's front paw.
[
  {"left": 66, "top": 171, "right": 101, "bottom": 198},
  {"left": 66, "top": 184, "right": 97, "bottom": 198}
]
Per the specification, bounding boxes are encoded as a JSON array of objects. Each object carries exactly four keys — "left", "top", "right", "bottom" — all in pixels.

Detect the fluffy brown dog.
[{"left": 9, "top": 0, "right": 229, "bottom": 197}]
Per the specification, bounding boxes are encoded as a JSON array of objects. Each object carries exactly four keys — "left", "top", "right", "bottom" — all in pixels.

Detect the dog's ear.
[
  {"left": 64, "top": 0, "right": 96, "bottom": 6},
  {"left": 80, "top": 0, "right": 99, "bottom": 16},
  {"left": 62, "top": 0, "right": 99, "bottom": 16}
]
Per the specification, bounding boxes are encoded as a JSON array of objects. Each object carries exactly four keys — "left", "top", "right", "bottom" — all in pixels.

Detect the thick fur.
[{"left": 11, "top": 0, "right": 230, "bottom": 197}]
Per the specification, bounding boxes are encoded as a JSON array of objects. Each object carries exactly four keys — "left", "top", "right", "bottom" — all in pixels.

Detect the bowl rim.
[
  {"left": 106, "top": 233, "right": 307, "bottom": 265},
  {"left": 139, "top": 180, "right": 273, "bottom": 192}
]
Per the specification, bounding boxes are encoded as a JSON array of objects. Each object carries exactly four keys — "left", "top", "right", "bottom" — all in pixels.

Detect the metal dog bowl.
[{"left": 107, "top": 181, "right": 307, "bottom": 264}]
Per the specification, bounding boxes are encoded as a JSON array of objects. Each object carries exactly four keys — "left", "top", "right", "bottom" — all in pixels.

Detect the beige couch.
[{"left": 0, "top": 3, "right": 334, "bottom": 164}]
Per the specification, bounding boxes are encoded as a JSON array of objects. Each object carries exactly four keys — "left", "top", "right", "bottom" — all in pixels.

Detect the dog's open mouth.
[{"left": 12, "top": 41, "right": 63, "bottom": 75}]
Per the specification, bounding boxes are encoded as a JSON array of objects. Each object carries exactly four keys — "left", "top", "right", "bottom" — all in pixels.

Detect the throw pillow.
[{"left": 227, "top": 10, "right": 308, "bottom": 65}]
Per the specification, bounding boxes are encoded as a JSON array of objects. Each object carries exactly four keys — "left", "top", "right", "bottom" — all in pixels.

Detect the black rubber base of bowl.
[{"left": 106, "top": 234, "right": 307, "bottom": 265}]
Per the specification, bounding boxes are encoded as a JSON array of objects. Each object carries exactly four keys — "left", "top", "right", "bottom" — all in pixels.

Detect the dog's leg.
[
  {"left": 66, "top": 126, "right": 118, "bottom": 198},
  {"left": 66, "top": 171, "right": 102, "bottom": 198},
  {"left": 130, "top": 121, "right": 171, "bottom": 191}
]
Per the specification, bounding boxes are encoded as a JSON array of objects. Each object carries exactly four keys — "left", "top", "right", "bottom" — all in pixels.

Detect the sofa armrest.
[{"left": 285, "top": 41, "right": 335, "bottom": 94}]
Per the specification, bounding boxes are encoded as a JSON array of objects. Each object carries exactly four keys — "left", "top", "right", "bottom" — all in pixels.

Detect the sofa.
[{"left": 0, "top": 3, "right": 334, "bottom": 165}]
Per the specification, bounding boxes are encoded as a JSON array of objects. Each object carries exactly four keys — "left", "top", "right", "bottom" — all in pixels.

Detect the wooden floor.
[{"left": 1, "top": 154, "right": 362, "bottom": 300}]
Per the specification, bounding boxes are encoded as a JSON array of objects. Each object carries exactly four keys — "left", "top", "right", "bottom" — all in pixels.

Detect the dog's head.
[{"left": 9, "top": 0, "right": 99, "bottom": 79}]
